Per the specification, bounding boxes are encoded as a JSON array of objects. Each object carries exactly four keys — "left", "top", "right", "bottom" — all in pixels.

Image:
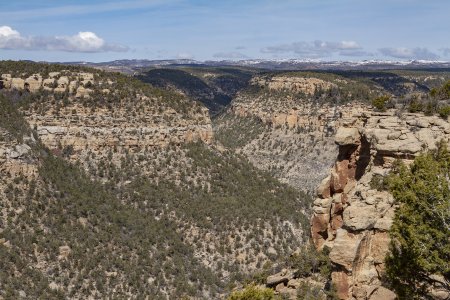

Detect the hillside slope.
[{"left": 0, "top": 62, "right": 311, "bottom": 299}]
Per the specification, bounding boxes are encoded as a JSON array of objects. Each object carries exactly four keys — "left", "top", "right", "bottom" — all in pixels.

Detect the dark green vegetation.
[
  {"left": 227, "top": 284, "right": 277, "bottom": 300},
  {"left": 0, "top": 62, "right": 312, "bottom": 298},
  {"left": 243, "top": 71, "right": 380, "bottom": 104},
  {"left": 288, "top": 244, "right": 332, "bottom": 279},
  {"left": 136, "top": 67, "right": 254, "bottom": 114},
  {"left": 371, "top": 95, "right": 391, "bottom": 111},
  {"left": 1, "top": 95, "right": 220, "bottom": 298},
  {"left": 401, "top": 80, "right": 450, "bottom": 117},
  {"left": 214, "top": 113, "right": 267, "bottom": 149},
  {"left": 385, "top": 143, "right": 450, "bottom": 299},
  {"left": 0, "top": 60, "right": 202, "bottom": 115}
]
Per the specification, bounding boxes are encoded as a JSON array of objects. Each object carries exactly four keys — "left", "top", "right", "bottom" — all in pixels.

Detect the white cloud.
[
  {"left": 0, "top": 26, "right": 128, "bottom": 52},
  {"left": 261, "top": 40, "right": 362, "bottom": 58},
  {"left": 0, "top": 26, "right": 20, "bottom": 38},
  {"left": 378, "top": 47, "right": 439, "bottom": 60}
]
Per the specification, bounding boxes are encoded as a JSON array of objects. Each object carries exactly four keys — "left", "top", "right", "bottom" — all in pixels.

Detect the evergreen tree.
[{"left": 386, "top": 142, "right": 450, "bottom": 299}]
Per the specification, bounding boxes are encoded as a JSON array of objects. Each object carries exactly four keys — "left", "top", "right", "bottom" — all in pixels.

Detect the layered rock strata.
[
  {"left": 23, "top": 104, "right": 213, "bottom": 155},
  {"left": 1, "top": 72, "right": 97, "bottom": 97},
  {"left": 311, "top": 111, "right": 450, "bottom": 299},
  {"left": 1, "top": 72, "right": 213, "bottom": 159}
]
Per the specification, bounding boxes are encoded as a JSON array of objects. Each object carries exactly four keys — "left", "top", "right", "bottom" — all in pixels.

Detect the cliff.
[
  {"left": 1, "top": 70, "right": 213, "bottom": 157},
  {"left": 311, "top": 110, "right": 450, "bottom": 300}
]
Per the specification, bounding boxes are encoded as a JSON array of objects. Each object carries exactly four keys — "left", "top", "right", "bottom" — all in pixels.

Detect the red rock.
[
  {"left": 311, "top": 214, "right": 330, "bottom": 248},
  {"left": 332, "top": 271, "right": 350, "bottom": 299}
]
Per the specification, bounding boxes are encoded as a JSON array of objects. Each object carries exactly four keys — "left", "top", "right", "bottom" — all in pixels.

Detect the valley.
[{"left": 1, "top": 60, "right": 449, "bottom": 299}]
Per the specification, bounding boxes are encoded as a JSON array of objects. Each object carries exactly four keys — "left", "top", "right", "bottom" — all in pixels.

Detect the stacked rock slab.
[{"left": 311, "top": 110, "right": 450, "bottom": 300}]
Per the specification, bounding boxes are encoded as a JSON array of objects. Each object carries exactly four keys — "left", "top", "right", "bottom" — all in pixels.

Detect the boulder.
[
  {"left": 15, "top": 144, "right": 31, "bottom": 156},
  {"left": 7, "top": 144, "right": 31, "bottom": 159},
  {"left": 48, "top": 72, "right": 60, "bottom": 78},
  {"left": 369, "top": 286, "right": 396, "bottom": 300},
  {"left": 335, "top": 127, "right": 360, "bottom": 145},
  {"left": 43, "top": 78, "right": 55, "bottom": 90},
  {"left": 329, "top": 229, "right": 362, "bottom": 271},
  {"left": 317, "top": 175, "right": 331, "bottom": 198},
  {"left": 343, "top": 202, "right": 378, "bottom": 231},
  {"left": 11, "top": 78, "right": 25, "bottom": 89},
  {"left": 311, "top": 213, "right": 330, "bottom": 248},
  {"left": 58, "top": 245, "right": 71, "bottom": 260},
  {"left": 429, "top": 275, "right": 450, "bottom": 300},
  {"left": 25, "top": 75, "right": 42, "bottom": 92},
  {"left": 8, "top": 150, "right": 21, "bottom": 159},
  {"left": 332, "top": 271, "right": 350, "bottom": 299},
  {"left": 266, "top": 269, "right": 293, "bottom": 287}
]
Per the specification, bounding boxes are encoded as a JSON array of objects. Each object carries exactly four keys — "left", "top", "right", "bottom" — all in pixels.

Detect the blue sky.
[{"left": 0, "top": 0, "right": 449, "bottom": 62}]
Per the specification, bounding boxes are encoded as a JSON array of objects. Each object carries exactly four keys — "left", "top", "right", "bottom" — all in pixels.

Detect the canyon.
[{"left": 1, "top": 62, "right": 449, "bottom": 299}]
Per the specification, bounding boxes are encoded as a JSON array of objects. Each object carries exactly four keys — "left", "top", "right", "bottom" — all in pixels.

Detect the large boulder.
[
  {"left": 335, "top": 127, "right": 360, "bottom": 145},
  {"left": 329, "top": 229, "right": 363, "bottom": 271},
  {"left": 25, "top": 75, "right": 43, "bottom": 92},
  {"left": 266, "top": 269, "right": 293, "bottom": 287},
  {"left": 11, "top": 78, "right": 25, "bottom": 89},
  {"left": 369, "top": 286, "right": 396, "bottom": 300}
]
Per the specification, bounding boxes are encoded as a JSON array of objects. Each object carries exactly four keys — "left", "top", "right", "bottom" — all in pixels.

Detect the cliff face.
[
  {"left": 1, "top": 71, "right": 213, "bottom": 161},
  {"left": 311, "top": 111, "right": 450, "bottom": 299}
]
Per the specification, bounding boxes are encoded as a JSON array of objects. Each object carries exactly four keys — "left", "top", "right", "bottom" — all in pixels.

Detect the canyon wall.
[
  {"left": 1, "top": 71, "right": 213, "bottom": 161},
  {"left": 311, "top": 110, "right": 450, "bottom": 300}
]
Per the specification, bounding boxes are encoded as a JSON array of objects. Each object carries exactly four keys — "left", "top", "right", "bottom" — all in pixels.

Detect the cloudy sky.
[{"left": 0, "top": 0, "right": 449, "bottom": 62}]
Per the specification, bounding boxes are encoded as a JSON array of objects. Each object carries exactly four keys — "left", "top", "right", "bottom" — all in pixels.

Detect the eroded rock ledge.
[{"left": 311, "top": 111, "right": 450, "bottom": 300}]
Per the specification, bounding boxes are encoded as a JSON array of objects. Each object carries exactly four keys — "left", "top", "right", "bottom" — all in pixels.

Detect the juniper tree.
[{"left": 386, "top": 142, "right": 450, "bottom": 299}]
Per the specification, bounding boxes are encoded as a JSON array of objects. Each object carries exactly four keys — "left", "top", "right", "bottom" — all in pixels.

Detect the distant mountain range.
[{"left": 58, "top": 59, "right": 450, "bottom": 74}]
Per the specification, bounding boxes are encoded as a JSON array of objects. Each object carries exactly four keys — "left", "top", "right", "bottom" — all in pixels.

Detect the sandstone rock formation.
[
  {"left": 311, "top": 110, "right": 450, "bottom": 300},
  {"left": 1, "top": 71, "right": 214, "bottom": 161},
  {"left": 1, "top": 71, "right": 93, "bottom": 96},
  {"left": 251, "top": 75, "right": 337, "bottom": 95}
]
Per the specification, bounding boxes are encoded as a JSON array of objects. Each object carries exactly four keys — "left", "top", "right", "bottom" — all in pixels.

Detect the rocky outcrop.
[
  {"left": 23, "top": 102, "right": 213, "bottom": 164},
  {"left": 311, "top": 111, "right": 450, "bottom": 299},
  {"left": 1, "top": 71, "right": 214, "bottom": 161},
  {"left": 1, "top": 72, "right": 93, "bottom": 97},
  {"left": 251, "top": 75, "right": 337, "bottom": 95}
]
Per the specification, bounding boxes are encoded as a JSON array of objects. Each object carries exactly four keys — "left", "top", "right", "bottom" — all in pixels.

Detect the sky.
[{"left": 0, "top": 0, "right": 449, "bottom": 62}]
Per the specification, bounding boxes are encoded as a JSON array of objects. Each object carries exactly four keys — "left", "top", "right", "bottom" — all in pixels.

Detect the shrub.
[
  {"left": 408, "top": 99, "right": 424, "bottom": 113},
  {"left": 289, "top": 244, "right": 332, "bottom": 278},
  {"left": 438, "top": 105, "right": 450, "bottom": 119},
  {"left": 227, "top": 284, "right": 279, "bottom": 300},
  {"left": 431, "top": 80, "right": 450, "bottom": 100},
  {"left": 371, "top": 95, "right": 390, "bottom": 111}
]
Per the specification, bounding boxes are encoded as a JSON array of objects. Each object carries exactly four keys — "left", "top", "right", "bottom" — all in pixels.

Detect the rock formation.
[
  {"left": 311, "top": 110, "right": 450, "bottom": 299},
  {"left": 1, "top": 71, "right": 213, "bottom": 162},
  {"left": 251, "top": 75, "right": 337, "bottom": 95},
  {"left": 1, "top": 71, "right": 94, "bottom": 97}
]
